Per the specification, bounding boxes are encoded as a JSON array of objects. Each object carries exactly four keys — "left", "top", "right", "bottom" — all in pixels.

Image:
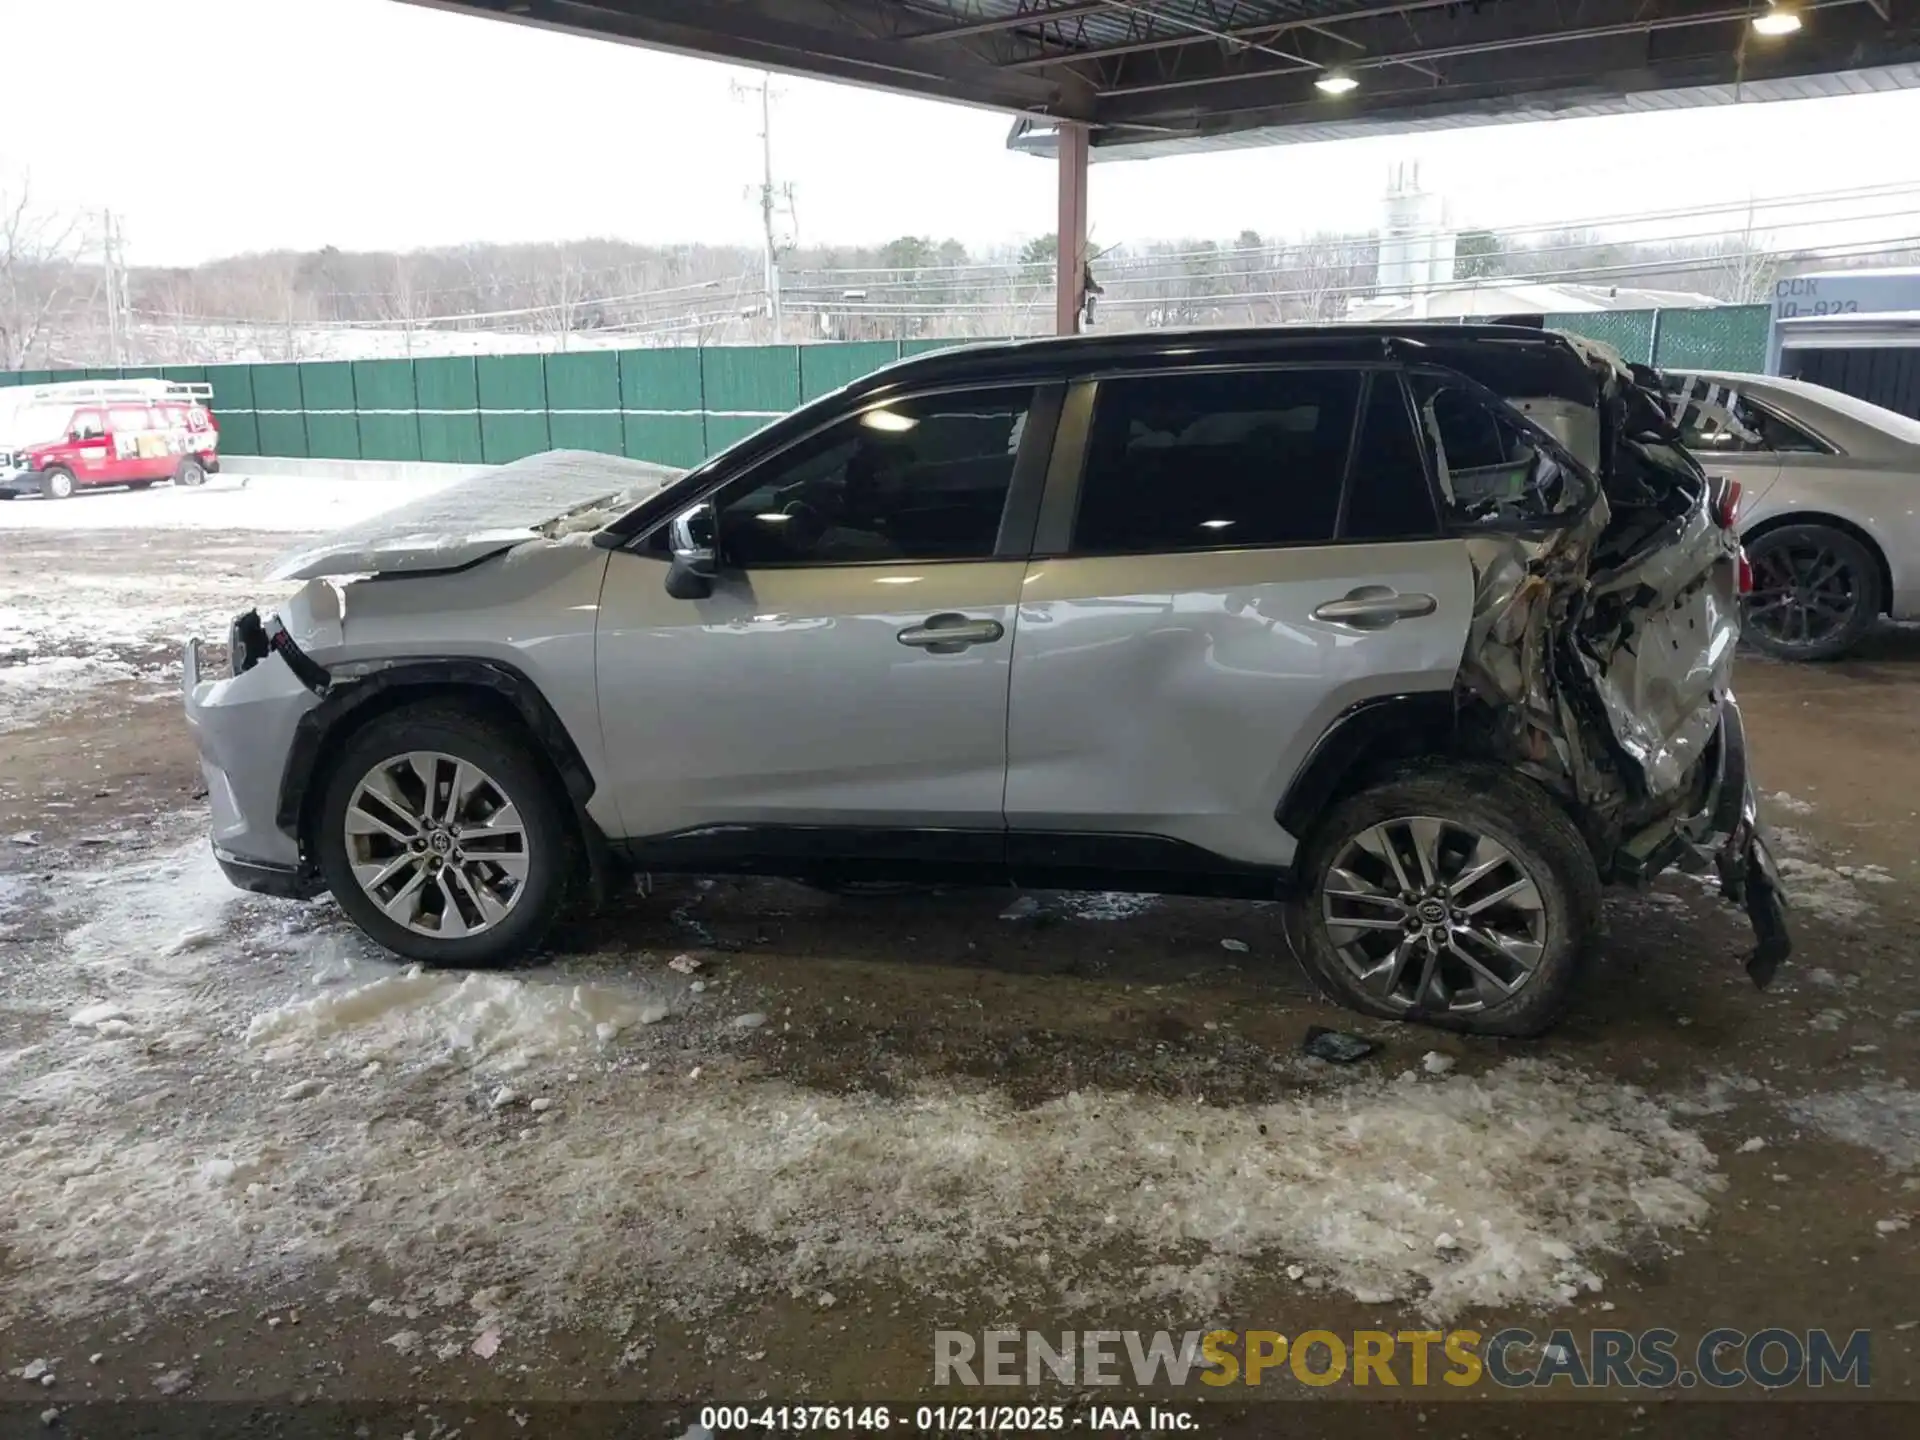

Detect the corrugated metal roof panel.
[{"left": 1024, "top": 63, "right": 1920, "bottom": 160}]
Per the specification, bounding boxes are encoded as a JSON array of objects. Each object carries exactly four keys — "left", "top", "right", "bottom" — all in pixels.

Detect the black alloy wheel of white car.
[
  {"left": 1289, "top": 761, "right": 1600, "bottom": 1037},
  {"left": 316, "top": 705, "right": 572, "bottom": 966},
  {"left": 1742, "top": 523, "right": 1882, "bottom": 662}
]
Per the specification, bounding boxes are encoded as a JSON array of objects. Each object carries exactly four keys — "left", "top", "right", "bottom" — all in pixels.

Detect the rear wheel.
[
  {"left": 1287, "top": 761, "right": 1599, "bottom": 1037},
  {"left": 42, "top": 466, "right": 75, "bottom": 500},
  {"left": 316, "top": 706, "right": 573, "bottom": 966},
  {"left": 175, "top": 457, "right": 207, "bottom": 487},
  {"left": 1743, "top": 523, "right": 1880, "bottom": 662}
]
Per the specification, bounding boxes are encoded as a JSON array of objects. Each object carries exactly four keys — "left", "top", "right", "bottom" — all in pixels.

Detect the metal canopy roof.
[{"left": 413, "top": 1, "right": 1920, "bottom": 156}]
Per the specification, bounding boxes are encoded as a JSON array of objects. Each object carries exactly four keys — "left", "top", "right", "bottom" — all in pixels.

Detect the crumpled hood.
[{"left": 266, "top": 450, "right": 682, "bottom": 581}]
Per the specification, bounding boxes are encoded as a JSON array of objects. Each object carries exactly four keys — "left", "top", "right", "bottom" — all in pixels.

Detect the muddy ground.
[{"left": 3, "top": 499, "right": 1919, "bottom": 1437}]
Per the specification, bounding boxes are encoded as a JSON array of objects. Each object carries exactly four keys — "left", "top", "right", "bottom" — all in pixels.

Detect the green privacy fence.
[
  {"left": 0, "top": 338, "right": 977, "bottom": 467},
  {"left": 1540, "top": 304, "right": 1772, "bottom": 373},
  {"left": 0, "top": 310, "right": 1773, "bottom": 464}
]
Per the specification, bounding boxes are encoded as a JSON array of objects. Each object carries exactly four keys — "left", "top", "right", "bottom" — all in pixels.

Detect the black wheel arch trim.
[
  {"left": 274, "top": 657, "right": 598, "bottom": 844},
  {"left": 1275, "top": 691, "right": 1460, "bottom": 840}
]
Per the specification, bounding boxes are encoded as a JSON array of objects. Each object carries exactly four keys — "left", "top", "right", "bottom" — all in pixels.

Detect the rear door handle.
[
  {"left": 897, "top": 613, "right": 1006, "bottom": 653},
  {"left": 1312, "top": 586, "right": 1438, "bottom": 630}
]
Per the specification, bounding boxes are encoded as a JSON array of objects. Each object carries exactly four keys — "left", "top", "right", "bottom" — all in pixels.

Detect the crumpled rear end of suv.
[{"left": 1449, "top": 340, "right": 1789, "bottom": 986}]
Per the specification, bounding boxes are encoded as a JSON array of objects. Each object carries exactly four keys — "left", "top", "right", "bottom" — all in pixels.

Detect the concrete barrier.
[{"left": 224, "top": 455, "right": 492, "bottom": 485}]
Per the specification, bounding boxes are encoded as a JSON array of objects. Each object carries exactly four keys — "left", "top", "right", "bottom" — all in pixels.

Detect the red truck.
[{"left": 0, "top": 379, "right": 221, "bottom": 499}]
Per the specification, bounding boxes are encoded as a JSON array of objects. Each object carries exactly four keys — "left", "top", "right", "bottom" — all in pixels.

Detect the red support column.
[{"left": 1054, "top": 122, "right": 1089, "bottom": 336}]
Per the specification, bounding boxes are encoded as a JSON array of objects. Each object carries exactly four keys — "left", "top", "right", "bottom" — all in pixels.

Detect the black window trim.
[
  {"left": 629, "top": 378, "right": 1064, "bottom": 571},
  {"left": 1032, "top": 359, "right": 1443, "bottom": 561}
]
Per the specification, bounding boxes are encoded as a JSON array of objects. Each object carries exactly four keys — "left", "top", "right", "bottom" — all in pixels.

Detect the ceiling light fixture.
[
  {"left": 1752, "top": 4, "right": 1802, "bottom": 35},
  {"left": 1315, "top": 71, "right": 1359, "bottom": 96}
]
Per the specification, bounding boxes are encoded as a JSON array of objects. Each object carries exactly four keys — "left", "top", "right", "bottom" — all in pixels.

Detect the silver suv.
[{"left": 185, "top": 326, "right": 1790, "bottom": 1036}]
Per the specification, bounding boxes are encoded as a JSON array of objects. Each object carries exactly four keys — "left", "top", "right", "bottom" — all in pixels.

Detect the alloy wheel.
[
  {"left": 343, "top": 751, "right": 530, "bottom": 939},
  {"left": 1321, "top": 814, "right": 1547, "bottom": 1014},
  {"left": 1746, "top": 539, "right": 1858, "bottom": 652}
]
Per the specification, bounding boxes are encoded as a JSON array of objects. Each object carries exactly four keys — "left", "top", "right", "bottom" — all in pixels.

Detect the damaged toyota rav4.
[{"left": 185, "top": 325, "right": 1790, "bottom": 1036}]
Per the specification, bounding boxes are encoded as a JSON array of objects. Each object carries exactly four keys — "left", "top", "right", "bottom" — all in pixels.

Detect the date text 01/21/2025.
[{"left": 700, "top": 1405, "right": 1198, "bottom": 1432}]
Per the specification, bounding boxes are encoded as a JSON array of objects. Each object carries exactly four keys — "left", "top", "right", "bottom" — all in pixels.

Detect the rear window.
[
  {"left": 1667, "top": 376, "right": 1826, "bottom": 454},
  {"left": 1073, "top": 367, "right": 1362, "bottom": 554}
]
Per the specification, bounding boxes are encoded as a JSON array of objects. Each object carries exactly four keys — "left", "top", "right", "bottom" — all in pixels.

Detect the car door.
[
  {"left": 104, "top": 404, "right": 163, "bottom": 484},
  {"left": 594, "top": 382, "right": 1053, "bottom": 855},
  {"left": 1004, "top": 365, "right": 1478, "bottom": 872},
  {"left": 65, "top": 408, "right": 114, "bottom": 485}
]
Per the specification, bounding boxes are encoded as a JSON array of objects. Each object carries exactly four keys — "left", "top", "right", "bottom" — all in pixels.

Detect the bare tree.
[
  {"left": 534, "top": 246, "right": 586, "bottom": 350},
  {"left": 1705, "top": 229, "right": 1781, "bottom": 305},
  {"left": 0, "top": 177, "right": 83, "bottom": 369},
  {"left": 380, "top": 255, "right": 423, "bottom": 356},
  {"left": 1286, "top": 232, "right": 1375, "bottom": 321}
]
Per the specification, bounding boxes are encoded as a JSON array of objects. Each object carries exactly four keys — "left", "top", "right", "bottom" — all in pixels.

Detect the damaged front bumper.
[{"left": 184, "top": 634, "right": 326, "bottom": 900}]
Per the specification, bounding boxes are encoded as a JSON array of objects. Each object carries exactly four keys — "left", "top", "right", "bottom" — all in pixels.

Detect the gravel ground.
[{"left": 3, "top": 481, "right": 1918, "bottom": 1433}]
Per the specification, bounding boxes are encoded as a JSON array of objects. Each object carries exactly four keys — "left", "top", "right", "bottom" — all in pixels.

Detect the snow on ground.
[
  {"left": 0, "top": 471, "right": 463, "bottom": 534},
  {"left": 1769, "top": 827, "right": 1880, "bottom": 927},
  {"left": 0, "top": 471, "right": 470, "bottom": 728},
  {"left": 0, "top": 836, "right": 1731, "bottom": 1334},
  {"left": 1787, "top": 1084, "right": 1920, "bottom": 1173}
]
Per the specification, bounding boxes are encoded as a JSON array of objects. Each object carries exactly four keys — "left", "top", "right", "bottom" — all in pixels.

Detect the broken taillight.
[
  {"left": 1713, "top": 478, "right": 1743, "bottom": 530},
  {"left": 1738, "top": 547, "right": 1754, "bottom": 596}
]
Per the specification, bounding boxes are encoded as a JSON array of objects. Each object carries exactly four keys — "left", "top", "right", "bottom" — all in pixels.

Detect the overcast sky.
[{"left": 6, "top": 0, "right": 1920, "bottom": 266}]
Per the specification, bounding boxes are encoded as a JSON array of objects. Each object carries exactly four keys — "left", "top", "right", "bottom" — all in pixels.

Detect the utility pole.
[
  {"left": 102, "top": 209, "right": 123, "bottom": 368},
  {"left": 733, "top": 73, "right": 794, "bottom": 341}
]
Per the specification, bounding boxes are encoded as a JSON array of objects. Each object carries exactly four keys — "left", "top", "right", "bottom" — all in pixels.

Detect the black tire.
[
  {"left": 1286, "top": 760, "right": 1600, "bottom": 1038},
  {"left": 42, "top": 466, "right": 76, "bottom": 500},
  {"left": 175, "top": 457, "right": 207, "bottom": 487},
  {"left": 1742, "top": 523, "right": 1881, "bottom": 662},
  {"left": 315, "top": 704, "right": 574, "bottom": 967}
]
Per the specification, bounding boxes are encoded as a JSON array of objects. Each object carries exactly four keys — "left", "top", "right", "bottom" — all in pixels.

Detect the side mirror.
[{"left": 664, "top": 501, "right": 718, "bottom": 600}]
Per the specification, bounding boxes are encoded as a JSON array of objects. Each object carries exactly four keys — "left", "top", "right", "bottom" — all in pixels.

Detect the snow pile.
[
  {"left": 1054, "top": 891, "right": 1159, "bottom": 922},
  {"left": 0, "top": 655, "right": 140, "bottom": 732},
  {"left": 1775, "top": 856, "right": 1874, "bottom": 926},
  {"left": 1787, "top": 1084, "right": 1920, "bottom": 1172},
  {"left": 245, "top": 968, "right": 674, "bottom": 1074},
  {"left": 1, "top": 1048, "right": 1720, "bottom": 1325},
  {"left": 1769, "top": 827, "right": 1876, "bottom": 927}
]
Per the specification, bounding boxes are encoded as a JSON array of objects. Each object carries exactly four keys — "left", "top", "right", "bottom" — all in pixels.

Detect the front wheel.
[
  {"left": 1287, "top": 761, "right": 1599, "bottom": 1037},
  {"left": 42, "top": 466, "right": 75, "bottom": 500},
  {"left": 175, "top": 457, "right": 207, "bottom": 487},
  {"left": 315, "top": 705, "right": 573, "bottom": 966},
  {"left": 1743, "top": 523, "right": 1881, "bottom": 662}
]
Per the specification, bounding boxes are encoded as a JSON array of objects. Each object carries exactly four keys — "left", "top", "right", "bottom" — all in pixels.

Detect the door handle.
[
  {"left": 1312, "top": 586, "right": 1438, "bottom": 630},
  {"left": 897, "top": 613, "right": 1006, "bottom": 653}
]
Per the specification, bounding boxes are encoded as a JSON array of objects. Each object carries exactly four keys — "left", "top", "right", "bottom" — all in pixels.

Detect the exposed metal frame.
[{"left": 406, "top": 1, "right": 1920, "bottom": 150}]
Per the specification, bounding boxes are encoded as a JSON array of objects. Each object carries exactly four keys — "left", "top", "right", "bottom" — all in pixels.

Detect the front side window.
[
  {"left": 713, "top": 387, "right": 1030, "bottom": 567},
  {"left": 1667, "top": 376, "right": 1825, "bottom": 454},
  {"left": 1073, "top": 367, "right": 1362, "bottom": 554},
  {"left": 1409, "top": 374, "right": 1590, "bottom": 529},
  {"left": 71, "top": 410, "right": 107, "bottom": 441}
]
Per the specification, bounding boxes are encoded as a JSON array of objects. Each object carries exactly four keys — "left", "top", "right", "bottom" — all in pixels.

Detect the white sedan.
[{"left": 1664, "top": 370, "right": 1920, "bottom": 660}]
